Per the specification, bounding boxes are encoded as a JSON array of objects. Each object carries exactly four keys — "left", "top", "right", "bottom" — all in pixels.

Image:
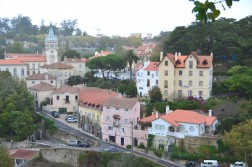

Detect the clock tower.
[{"left": 45, "top": 27, "right": 58, "bottom": 64}]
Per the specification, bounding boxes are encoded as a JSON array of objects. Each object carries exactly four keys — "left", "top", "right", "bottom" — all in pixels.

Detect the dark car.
[
  {"left": 52, "top": 111, "right": 59, "bottom": 118},
  {"left": 78, "top": 142, "right": 91, "bottom": 148},
  {"left": 104, "top": 147, "right": 120, "bottom": 152},
  {"left": 185, "top": 161, "right": 196, "bottom": 167}
]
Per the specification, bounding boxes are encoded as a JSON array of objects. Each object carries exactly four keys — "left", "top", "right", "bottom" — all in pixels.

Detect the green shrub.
[
  {"left": 154, "top": 149, "right": 163, "bottom": 158},
  {"left": 137, "top": 142, "right": 146, "bottom": 149},
  {"left": 126, "top": 145, "right": 132, "bottom": 149}
]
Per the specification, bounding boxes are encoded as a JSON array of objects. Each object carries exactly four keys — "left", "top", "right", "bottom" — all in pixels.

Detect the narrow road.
[{"left": 38, "top": 110, "right": 184, "bottom": 167}]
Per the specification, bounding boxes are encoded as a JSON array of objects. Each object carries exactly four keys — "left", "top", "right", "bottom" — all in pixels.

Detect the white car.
[
  {"left": 200, "top": 160, "right": 219, "bottom": 167},
  {"left": 66, "top": 117, "right": 77, "bottom": 123},
  {"left": 230, "top": 162, "right": 247, "bottom": 167}
]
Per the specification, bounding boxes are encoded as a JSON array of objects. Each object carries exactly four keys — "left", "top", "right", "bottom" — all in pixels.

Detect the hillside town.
[{"left": 0, "top": 13, "right": 252, "bottom": 167}]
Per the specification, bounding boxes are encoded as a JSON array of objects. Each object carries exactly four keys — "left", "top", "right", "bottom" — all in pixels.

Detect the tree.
[
  {"left": 118, "top": 80, "right": 137, "bottom": 97},
  {"left": 67, "top": 75, "right": 84, "bottom": 86},
  {"left": 149, "top": 86, "right": 162, "bottom": 102},
  {"left": 191, "top": 0, "right": 239, "bottom": 23},
  {"left": 0, "top": 145, "right": 13, "bottom": 167},
  {"left": 225, "top": 65, "right": 252, "bottom": 98},
  {"left": 60, "top": 19, "right": 77, "bottom": 36},
  {"left": 10, "top": 111, "right": 37, "bottom": 140},
  {"left": 222, "top": 120, "right": 252, "bottom": 165},
  {"left": 61, "top": 49, "right": 81, "bottom": 60},
  {"left": 125, "top": 50, "right": 139, "bottom": 83}
]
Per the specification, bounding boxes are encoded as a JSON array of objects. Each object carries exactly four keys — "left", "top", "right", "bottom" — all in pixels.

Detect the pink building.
[{"left": 102, "top": 97, "right": 147, "bottom": 148}]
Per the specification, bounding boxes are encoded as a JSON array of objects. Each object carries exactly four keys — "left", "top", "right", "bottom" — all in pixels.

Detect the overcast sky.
[{"left": 0, "top": 0, "right": 251, "bottom": 37}]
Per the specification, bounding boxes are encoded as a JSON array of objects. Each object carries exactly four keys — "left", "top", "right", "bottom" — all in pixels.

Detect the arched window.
[
  {"left": 13, "top": 68, "right": 17, "bottom": 76},
  {"left": 168, "top": 126, "right": 175, "bottom": 132},
  {"left": 21, "top": 68, "right": 25, "bottom": 77}
]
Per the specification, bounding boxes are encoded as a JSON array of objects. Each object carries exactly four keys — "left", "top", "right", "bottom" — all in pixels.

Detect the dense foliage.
[
  {"left": 153, "top": 16, "right": 252, "bottom": 66},
  {"left": 0, "top": 71, "right": 37, "bottom": 140},
  {"left": 0, "top": 145, "right": 13, "bottom": 167}
]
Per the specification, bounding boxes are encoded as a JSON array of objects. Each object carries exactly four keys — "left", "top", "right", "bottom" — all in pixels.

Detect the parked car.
[
  {"left": 65, "top": 115, "right": 74, "bottom": 121},
  {"left": 230, "top": 162, "right": 247, "bottom": 167},
  {"left": 185, "top": 161, "right": 196, "bottom": 167},
  {"left": 67, "top": 140, "right": 80, "bottom": 146},
  {"left": 51, "top": 111, "right": 59, "bottom": 118},
  {"left": 78, "top": 142, "right": 91, "bottom": 148},
  {"left": 104, "top": 147, "right": 120, "bottom": 152},
  {"left": 66, "top": 117, "right": 77, "bottom": 123},
  {"left": 200, "top": 160, "right": 219, "bottom": 167}
]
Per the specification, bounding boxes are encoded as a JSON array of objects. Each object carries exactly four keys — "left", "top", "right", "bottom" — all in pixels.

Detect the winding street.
[{"left": 38, "top": 110, "right": 184, "bottom": 167}]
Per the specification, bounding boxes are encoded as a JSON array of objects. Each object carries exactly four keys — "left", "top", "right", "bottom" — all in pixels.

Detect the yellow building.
[{"left": 159, "top": 52, "right": 213, "bottom": 100}]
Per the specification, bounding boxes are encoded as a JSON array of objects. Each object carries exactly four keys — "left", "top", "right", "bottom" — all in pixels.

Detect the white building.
[
  {"left": 26, "top": 73, "right": 56, "bottom": 88},
  {"left": 0, "top": 59, "right": 27, "bottom": 79},
  {"left": 136, "top": 61, "right": 159, "bottom": 97}
]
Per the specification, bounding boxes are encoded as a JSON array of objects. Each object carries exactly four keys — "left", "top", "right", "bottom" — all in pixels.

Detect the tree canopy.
[
  {"left": 125, "top": 50, "right": 139, "bottom": 83},
  {"left": 61, "top": 49, "right": 81, "bottom": 60},
  {"left": 0, "top": 145, "right": 13, "bottom": 167}
]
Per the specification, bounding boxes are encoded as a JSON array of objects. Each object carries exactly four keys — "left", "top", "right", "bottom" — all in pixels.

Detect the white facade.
[
  {"left": 0, "top": 62, "right": 27, "bottom": 79},
  {"left": 136, "top": 61, "right": 159, "bottom": 97}
]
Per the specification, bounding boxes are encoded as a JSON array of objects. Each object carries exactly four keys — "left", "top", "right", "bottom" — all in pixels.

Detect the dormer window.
[{"left": 203, "top": 59, "right": 208, "bottom": 65}]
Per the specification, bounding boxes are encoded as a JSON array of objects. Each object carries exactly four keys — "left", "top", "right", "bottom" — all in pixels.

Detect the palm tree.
[{"left": 125, "top": 49, "right": 139, "bottom": 83}]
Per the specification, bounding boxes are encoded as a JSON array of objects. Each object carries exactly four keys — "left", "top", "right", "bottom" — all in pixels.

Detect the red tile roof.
[
  {"left": 144, "top": 62, "right": 159, "bottom": 71},
  {"left": 103, "top": 97, "right": 138, "bottom": 109},
  {"left": 14, "top": 56, "right": 47, "bottom": 62},
  {"left": 29, "top": 82, "right": 56, "bottom": 91},
  {"left": 160, "top": 109, "right": 217, "bottom": 127},
  {"left": 163, "top": 52, "right": 213, "bottom": 68},
  {"left": 41, "top": 62, "right": 73, "bottom": 69},
  {"left": 79, "top": 87, "right": 117, "bottom": 106},
  {"left": 52, "top": 85, "right": 80, "bottom": 94},
  {"left": 139, "top": 114, "right": 158, "bottom": 123},
  {"left": 6, "top": 53, "right": 45, "bottom": 58},
  {"left": 64, "top": 58, "right": 88, "bottom": 63},
  {"left": 9, "top": 149, "right": 39, "bottom": 160},
  {"left": 0, "top": 59, "right": 25, "bottom": 65},
  {"left": 26, "top": 73, "right": 56, "bottom": 80}
]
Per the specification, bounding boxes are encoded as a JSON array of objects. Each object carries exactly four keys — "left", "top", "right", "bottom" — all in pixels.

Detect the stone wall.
[{"left": 40, "top": 148, "right": 82, "bottom": 167}]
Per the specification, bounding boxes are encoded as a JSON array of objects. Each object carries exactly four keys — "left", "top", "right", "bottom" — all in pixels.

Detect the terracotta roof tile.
[
  {"left": 103, "top": 97, "right": 138, "bottom": 109},
  {"left": 9, "top": 149, "right": 39, "bottom": 160},
  {"left": 0, "top": 59, "right": 25, "bottom": 65},
  {"left": 29, "top": 82, "right": 56, "bottom": 91},
  {"left": 41, "top": 62, "right": 73, "bottom": 69},
  {"left": 26, "top": 73, "right": 56, "bottom": 80},
  {"left": 161, "top": 109, "right": 217, "bottom": 127},
  {"left": 64, "top": 58, "right": 88, "bottom": 63},
  {"left": 144, "top": 62, "right": 159, "bottom": 71},
  {"left": 79, "top": 87, "right": 117, "bottom": 106},
  {"left": 14, "top": 56, "right": 47, "bottom": 62},
  {"left": 6, "top": 53, "right": 45, "bottom": 58},
  {"left": 139, "top": 114, "right": 157, "bottom": 123},
  {"left": 52, "top": 85, "right": 80, "bottom": 94}
]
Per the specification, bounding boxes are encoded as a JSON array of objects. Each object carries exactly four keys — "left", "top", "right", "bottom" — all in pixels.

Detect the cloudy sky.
[{"left": 0, "top": 0, "right": 251, "bottom": 37}]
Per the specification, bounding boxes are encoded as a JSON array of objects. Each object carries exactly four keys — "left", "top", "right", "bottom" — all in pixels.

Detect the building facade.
[
  {"left": 0, "top": 59, "right": 27, "bottom": 79},
  {"left": 102, "top": 97, "right": 147, "bottom": 147},
  {"left": 159, "top": 52, "right": 213, "bottom": 100},
  {"left": 26, "top": 73, "right": 56, "bottom": 88},
  {"left": 136, "top": 61, "right": 159, "bottom": 97}
]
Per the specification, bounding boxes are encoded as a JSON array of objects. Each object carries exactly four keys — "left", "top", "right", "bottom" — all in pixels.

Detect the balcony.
[{"left": 148, "top": 128, "right": 185, "bottom": 138}]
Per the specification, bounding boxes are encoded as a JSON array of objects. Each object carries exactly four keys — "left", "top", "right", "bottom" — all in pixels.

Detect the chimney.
[
  {"left": 178, "top": 52, "right": 181, "bottom": 56},
  {"left": 4, "top": 51, "right": 6, "bottom": 59},
  {"left": 208, "top": 109, "right": 212, "bottom": 116},
  {"left": 45, "top": 73, "right": 48, "bottom": 80},
  {"left": 210, "top": 52, "right": 213, "bottom": 57},
  {"left": 155, "top": 111, "right": 158, "bottom": 118},
  {"left": 95, "top": 51, "right": 98, "bottom": 56},
  {"left": 64, "top": 56, "right": 67, "bottom": 63},
  {"left": 152, "top": 112, "right": 154, "bottom": 115},
  {"left": 166, "top": 105, "right": 170, "bottom": 114},
  {"left": 175, "top": 52, "right": 178, "bottom": 61},
  {"left": 160, "top": 52, "right": 163, "bottom": 61}
]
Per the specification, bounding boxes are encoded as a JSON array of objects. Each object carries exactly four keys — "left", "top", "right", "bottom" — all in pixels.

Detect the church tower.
[{"left": 45, "top": 27, "right": 58, "bottom": 64}]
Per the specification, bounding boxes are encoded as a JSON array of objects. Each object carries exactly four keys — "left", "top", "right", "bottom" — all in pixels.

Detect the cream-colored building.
[
  {"left": 26, "top": 73, "right": 56, "bottom": 88},
  {"left": 0, "top": 59, "right": 27, "bottom": 79},
  {"left": 51, "top": 85, "right": 80, "bottom": 113},
  {"left": 28, "top": 82, "right": 56, "bottom": 109},
  {"left": 62, "top": 57, "right": 89, "bottom": 76},
  {"left": 159, "top": 52, "right": 213, "bottom": 100},
  {"left": 40, "top": 62, "right": 73, "bottom": 87}
]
